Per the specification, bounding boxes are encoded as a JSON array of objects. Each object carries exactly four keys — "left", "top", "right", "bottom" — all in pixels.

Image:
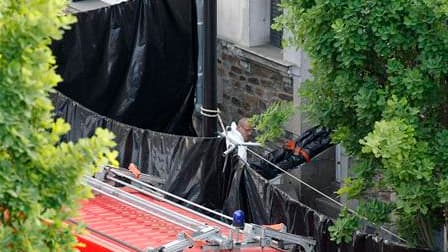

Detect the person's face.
[{"left": 238, "top": 123, "right": 253, "bottom": 141}]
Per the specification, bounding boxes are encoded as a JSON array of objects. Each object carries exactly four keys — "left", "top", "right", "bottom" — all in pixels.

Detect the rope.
[
  {"left": 246, "top": 147, "right": 408, "bottom": 244},
  {"left": 200, "top": 106, "right": 227, "bottom": 135},
  {"left": 200, "top": 106, "right": 236, "bottom": 188},
  {"left": 200, "top": 106, "right": 219, "bottom": 117}
]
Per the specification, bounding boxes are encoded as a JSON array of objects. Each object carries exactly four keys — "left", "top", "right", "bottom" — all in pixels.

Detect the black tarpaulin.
[
  {"left": 52, "top": 92, "right": 228, "bottom": 210},
  {"left": 52, "top": 0, "right": 197, "bottom": 135},
  {"left": 52, "top": 92, "right": 430, "bottom": 251},
  {"left": 48, "top": 0, "right": 431, "bottom": 250},
  {"left": 222, "top": 156, "right": 430, "bottom": 252},
  {"left": 251, "top": 126, "right": 333, "bottom": 179}
]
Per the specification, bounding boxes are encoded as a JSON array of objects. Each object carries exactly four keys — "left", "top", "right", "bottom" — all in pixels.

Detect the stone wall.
[
  {"left": 217, "top": 39, "right": 294, "bottom": 124},
  {"left": 217, "top": 39, "right": 339, "bottom": 217}
]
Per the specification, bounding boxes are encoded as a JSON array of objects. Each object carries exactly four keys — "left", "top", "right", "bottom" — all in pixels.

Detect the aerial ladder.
[{"left": 74, "top": 166, "right": 316, "bottom": 252}]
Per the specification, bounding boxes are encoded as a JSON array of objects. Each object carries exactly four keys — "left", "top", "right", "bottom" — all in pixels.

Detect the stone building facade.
[
  {"left": 214, "top": 0, "right": 351, "bottom": 216},
  {"left": 217, "top": 39, "right": 294, "bottom": 124},
  {"left": 216, "top": 37, "right": 339, "bottom": 216}
]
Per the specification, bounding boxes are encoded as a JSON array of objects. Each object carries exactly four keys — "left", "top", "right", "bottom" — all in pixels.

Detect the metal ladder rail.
[
  {"left": 90, "top": 168, "right": 317, "bottom": 252},
  {"left": 85, "top": 176, "right": 208, "bottom": 232},
  {"left": 104, "top": 171, "right": 236, "bottom": 230},
  {"left": 105, "top": 166, "right": 233, "bottom": 222},
  {"left": 244, "top": 224, "right": 316, "bottom": 252}
]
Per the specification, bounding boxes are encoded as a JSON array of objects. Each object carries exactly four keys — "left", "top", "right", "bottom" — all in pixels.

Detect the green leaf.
[
  {"left": 328, "top": 208, "right": 360, "bottom": 244},
  {"left": 275, "top": 0, "right": 448, "bottom": 247},
  {"left": 0, "top": 1, "right": 117, "bottom": 251},
  {"left": 249, "top": 101, "right": 295, "bottom": 145}
]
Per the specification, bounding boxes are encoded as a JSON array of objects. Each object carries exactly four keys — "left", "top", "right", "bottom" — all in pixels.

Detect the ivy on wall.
[{"left": 275, "top": 0, "right": 448, "bottom": 248}]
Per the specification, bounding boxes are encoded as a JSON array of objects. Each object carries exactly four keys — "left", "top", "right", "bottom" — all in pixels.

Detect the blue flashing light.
[{"left": 232, "top": 210, "right": 245, "bottom": 228}]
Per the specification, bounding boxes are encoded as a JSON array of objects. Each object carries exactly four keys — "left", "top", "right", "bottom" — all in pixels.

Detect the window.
[{"left": 270, "top": 0, "right": 283, "bottom": 48}]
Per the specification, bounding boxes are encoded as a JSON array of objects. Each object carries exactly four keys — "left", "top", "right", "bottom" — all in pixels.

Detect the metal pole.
[
  {"left": 201, "top": 0, "right": 217, "bottom": 137},
  {"left": 444, "top": 210, "right": 448, "bottom": 251},
  {"left": 195, "top": 0, "right": 204, "bottom": 108},
  {"left": 444, "top": 223, "right": 447, "bottom": 252}
]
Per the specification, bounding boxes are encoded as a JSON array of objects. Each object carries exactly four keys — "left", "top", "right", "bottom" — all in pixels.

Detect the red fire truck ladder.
[{"left": 74, "top": 166, "right": 316, "bottom": 252}]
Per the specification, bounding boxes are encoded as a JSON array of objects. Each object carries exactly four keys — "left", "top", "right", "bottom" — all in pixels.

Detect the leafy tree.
[
  {"left": 250, "top": 101, "right": 295, "bottom": 145},
  {"left": 0, "top": 0, "right": 118, "bottom": 251},
  {"left": 275, "top": 0, "right": 448, "bottom": 248}
]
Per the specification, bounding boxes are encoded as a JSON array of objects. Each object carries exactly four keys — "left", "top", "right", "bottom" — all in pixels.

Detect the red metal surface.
[
  {"left": 77, "top": 235, "right": 129, "bottom": 252},
  {"left": 75, "top": 188, "right": 279, "bottom": 251}
]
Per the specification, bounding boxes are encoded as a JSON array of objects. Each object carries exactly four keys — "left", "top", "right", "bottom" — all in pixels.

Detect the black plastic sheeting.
[
  {"left": 52, "top": 92, "right": 228, "bottom": 210},
  {"left": 223, "top": 157, "right": 430, "bottom": 252},
  {"left": 51, "top": 92, "right": 430, "bottom": 252},
  {"left": 252, "top": 126, "right": 333, "bottom": 179},
  {"left": 52, "top": 0, "right": 197, "bottom": 135}
]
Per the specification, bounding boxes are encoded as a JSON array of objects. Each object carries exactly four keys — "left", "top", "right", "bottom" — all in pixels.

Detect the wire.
[{"left": 246, "top": 147, "right": 408, "bottom": 244}]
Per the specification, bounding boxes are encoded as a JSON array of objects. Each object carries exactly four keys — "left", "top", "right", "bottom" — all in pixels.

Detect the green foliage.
[
  {"left": 249, "top": 101, "right": 295, "bottom": 145},
  {"left": 0, "top": 1, "right": 118, "bottom": 251},
  {"left": 336, "top": 177, "right": 366, "bottom": 199},
  {"left": 276, "top": 0, "right": 448, "bottom": 248},
  {"left": 328, "top": 208, "right": 359, "bottom": 244},
  {"left": 357, "top": 200, "right": 394, "bottom": 224}
]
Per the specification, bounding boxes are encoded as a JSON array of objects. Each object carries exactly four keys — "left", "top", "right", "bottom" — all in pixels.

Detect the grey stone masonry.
[
  {"left": 217, "top": 39, "right": 294, "bottom": 124},
  {"left": 217, "top": 39, "right": 339, "bottom": 219}
]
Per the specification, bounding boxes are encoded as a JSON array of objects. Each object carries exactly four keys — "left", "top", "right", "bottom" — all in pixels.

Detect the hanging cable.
[{"left": 246, "top": 147, "right": 408, "bottom": 244}]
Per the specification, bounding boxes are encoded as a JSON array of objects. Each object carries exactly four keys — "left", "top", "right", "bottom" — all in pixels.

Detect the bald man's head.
[{"left": 237, "top": 117, "right": 253, "bottom": 141}]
